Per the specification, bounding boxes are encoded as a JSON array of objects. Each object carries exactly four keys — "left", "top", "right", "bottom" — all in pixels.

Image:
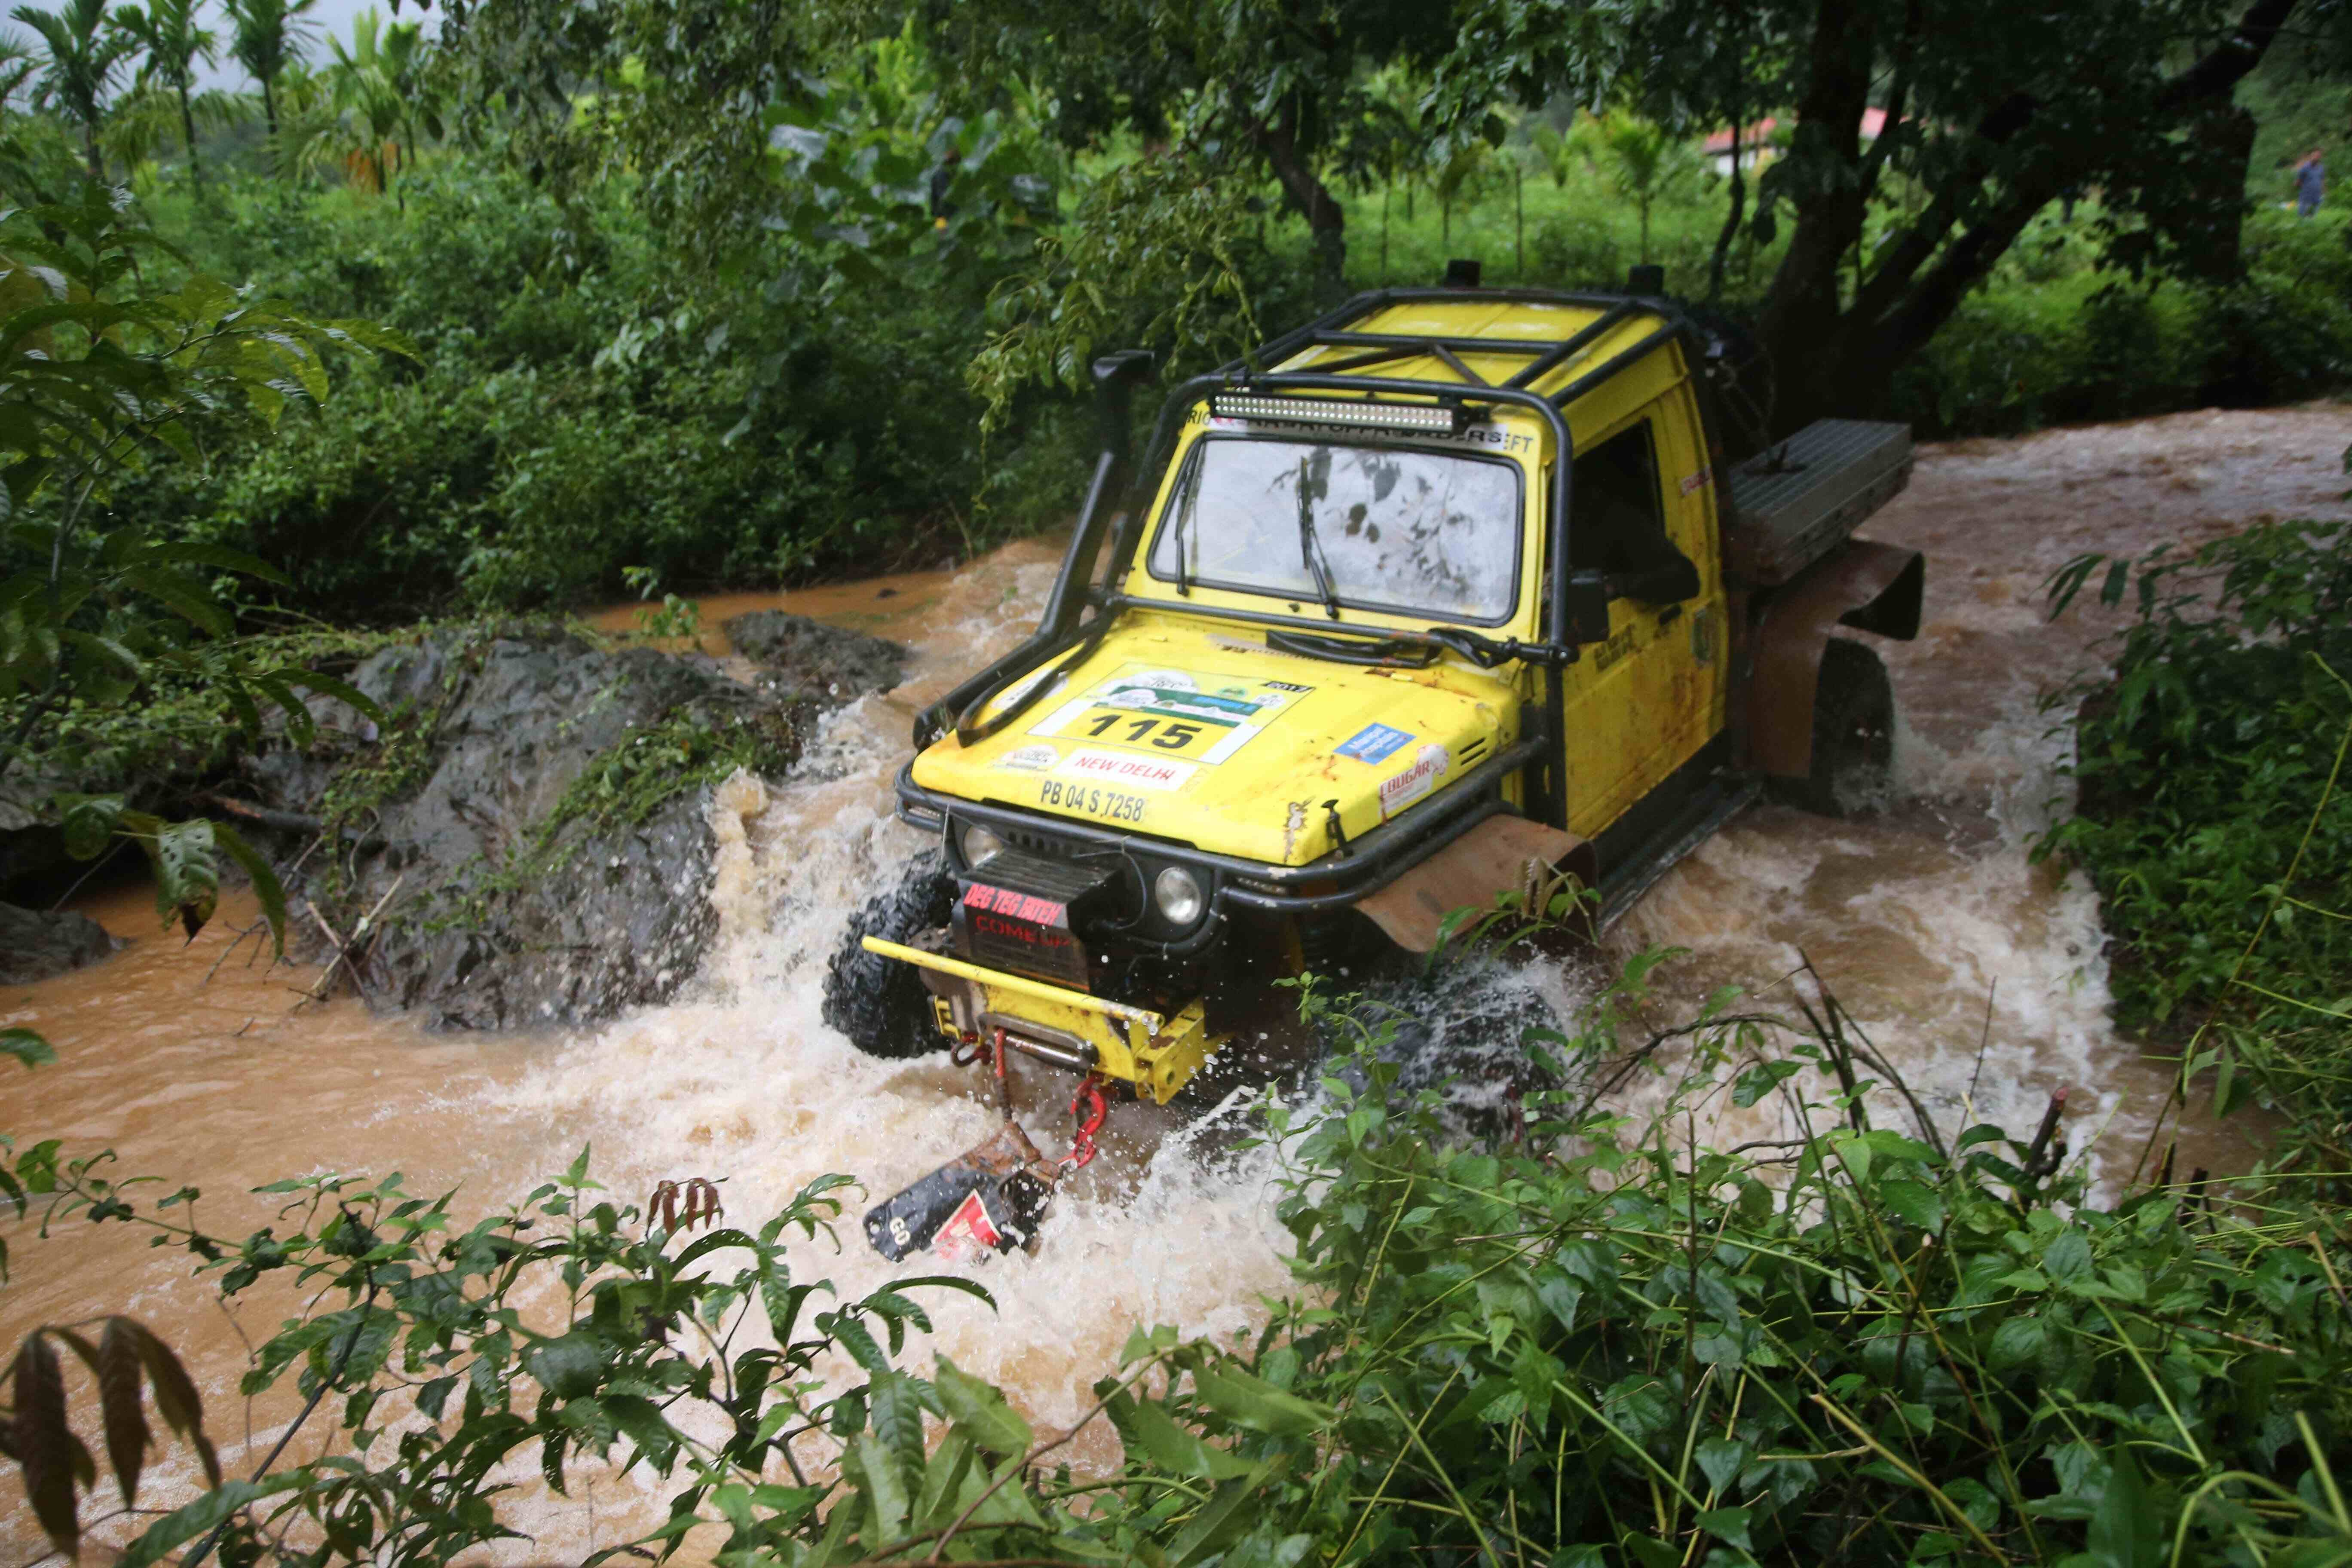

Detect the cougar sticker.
[{"left": 1377, "top": 744, "right": 1452, "bottom": 820}]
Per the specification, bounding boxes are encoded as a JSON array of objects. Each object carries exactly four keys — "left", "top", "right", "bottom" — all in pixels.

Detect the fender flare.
[
  {"left": 1749, "top": 539, "right": 1924, "bottom": 778},
  {"left": 1354, "top": 814, "right": 1596, "bottom": 952}
]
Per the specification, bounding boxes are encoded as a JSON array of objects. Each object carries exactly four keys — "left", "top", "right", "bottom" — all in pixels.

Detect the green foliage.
[
  {"left": 111, "top": 0, "right": 218, "bottom": 180},
  {"left": 10, "top": 967, "right": 2352, "bottom": 1568},
  {"left": 1223, "top": 978, "right": 2352, "bottom": 1567},
  {"left": 537, "top": 705, "right": 797, "bottom": 843},
  {"left": 80, "top": 148, "right": 1068, "bottom": 619},
  {"left": 0, "top": 184, "right": 397, "bottom": 949},
  {"left": 2040, "top": 519, "right": 2352, "bottom": 1174},
  {"left": 269, "top": 8, "right": 431, "bottom": 196},
  {"left": 970, "top": 152, "right": 1270, "bottom": 430},
  {"left": 1577, "top": 113, "right": 1703, "bottom": 262},
  {"left": 12, "top": 0, "right": 133, "bottom": 177},
  {"left": 1894, "top": 210, "right": 2352, "bottom": 437}
]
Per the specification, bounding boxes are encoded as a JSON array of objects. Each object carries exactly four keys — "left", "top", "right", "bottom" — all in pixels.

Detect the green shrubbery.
[
  {"left": 64, "top": 160, "right": 1058, "bottom": 621},
  {"left": 9, "top": 966, "right": 2352, "bottom": 1568},
  {"left": 2042, "top": 515, "right": 2352, "bottom": 1173},
  {"left": 1894, "top": 212, "right": 2352, "bottom": 437},
  {"left": 11, "top": 148, "right": 2343, "bottom": 635}
]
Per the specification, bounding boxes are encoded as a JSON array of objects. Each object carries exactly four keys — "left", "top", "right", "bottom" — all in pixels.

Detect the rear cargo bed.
[{"left": 1721, "top": 419, "right": 1913, "bottom": 586}]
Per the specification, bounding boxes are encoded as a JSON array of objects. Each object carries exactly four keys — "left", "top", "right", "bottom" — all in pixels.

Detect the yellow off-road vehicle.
[{"left": 828, "top": 269, "right": 1923, "bottom": 1259}]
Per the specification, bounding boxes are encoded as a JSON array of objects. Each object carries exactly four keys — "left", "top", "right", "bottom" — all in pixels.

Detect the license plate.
[{"left": 957, "top": 881, "right": 1090, "bottom": 989}]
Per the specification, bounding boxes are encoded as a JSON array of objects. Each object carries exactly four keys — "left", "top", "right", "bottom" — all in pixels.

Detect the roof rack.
[{"left": 1223, "top": 285, "right": 1694, "bottom": 407}]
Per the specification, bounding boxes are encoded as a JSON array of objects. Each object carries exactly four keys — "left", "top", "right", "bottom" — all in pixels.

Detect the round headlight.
[
  {"left": 1153, "top": 865, "right": 1206, "bottom": 926},
  {"left": 960, "top": 823, "right": 1006, "bottom": 867}
]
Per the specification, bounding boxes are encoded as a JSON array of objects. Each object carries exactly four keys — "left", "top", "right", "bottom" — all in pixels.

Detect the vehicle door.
[{"left": 1552, "top": 393, "right": 1727, "bottom": 834}]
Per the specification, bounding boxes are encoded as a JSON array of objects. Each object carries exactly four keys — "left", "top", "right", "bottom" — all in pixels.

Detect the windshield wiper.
[
  {"left": 1294, "top": 457, "right": 1342, "bottom": 620},
  {"left": 1170, "top": 455, "right": 1203, "bottom": 596}
]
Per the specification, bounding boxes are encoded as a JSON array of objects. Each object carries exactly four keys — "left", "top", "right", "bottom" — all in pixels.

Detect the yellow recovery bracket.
[{"left": 858, "top": 936, "right": 1214, "bottom": 1104}]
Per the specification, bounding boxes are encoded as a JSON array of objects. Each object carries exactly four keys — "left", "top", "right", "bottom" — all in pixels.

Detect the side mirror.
[{"left": 1561, "top": 569, "right": 1612, "bottom": 646}]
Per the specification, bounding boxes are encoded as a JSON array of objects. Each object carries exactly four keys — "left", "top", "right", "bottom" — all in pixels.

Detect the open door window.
[{"left": 1569, "top": 420, "right": 1700, "bottom": 606}]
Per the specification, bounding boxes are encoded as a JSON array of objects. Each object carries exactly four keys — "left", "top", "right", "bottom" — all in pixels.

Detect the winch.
[{"left": 863, "top": 1025, "right": 1113, "bottom": 1262}]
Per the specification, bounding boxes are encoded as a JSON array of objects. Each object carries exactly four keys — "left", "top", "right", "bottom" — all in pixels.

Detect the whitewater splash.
[{"left": 490, "top": 545, "right": 1298, "bottom": 1436}]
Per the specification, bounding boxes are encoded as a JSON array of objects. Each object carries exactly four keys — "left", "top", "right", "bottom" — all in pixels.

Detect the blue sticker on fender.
[{"left": 1337, "top": 723, "right": 1414, "bottom": 764}]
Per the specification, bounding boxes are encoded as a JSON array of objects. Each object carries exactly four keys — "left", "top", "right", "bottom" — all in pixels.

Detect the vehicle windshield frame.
[{"left": 1140, "top": 431, "right": 1528, "bottom": 629}]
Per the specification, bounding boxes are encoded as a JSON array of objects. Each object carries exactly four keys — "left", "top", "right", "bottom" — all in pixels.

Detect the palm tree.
[
  {"left": 224, "top": 0, "right": 313, "bottom": 139},
  {"left": 13, "top": 0, "right": 132, "bottom": 181},
  {"left": 296, "top": 8, "right": 433, "bottom": 200},
  {"left": 113, "top": 0, "right": 213, "bottom": 182}
]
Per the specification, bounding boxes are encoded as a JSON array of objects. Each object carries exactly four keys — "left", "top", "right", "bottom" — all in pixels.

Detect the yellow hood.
[{"left": 911, "top": 619, "right": 1517, "bottom": 865}]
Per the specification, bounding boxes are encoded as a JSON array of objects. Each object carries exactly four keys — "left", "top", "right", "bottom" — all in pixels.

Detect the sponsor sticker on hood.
[
  {"left": 1028, "top": 663, "right": 1313, "bottom": 768},
  {"left": 1378, "top": 743, "right": 1451, "bottom": 820},
  {"left": 1337, "top": 723, "right": 1414, "bottom": 764},
  {"left": 995, "top": 744, "right": 1060, "bottom": 772},
  {"left": 1057, "top": 749, "right": 1196, "bottom": 792}
]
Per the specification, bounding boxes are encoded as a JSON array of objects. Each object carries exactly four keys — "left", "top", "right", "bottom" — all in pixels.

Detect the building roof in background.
[{"left": 1701, "top": 108, "right": 1886, "bottom": 154}]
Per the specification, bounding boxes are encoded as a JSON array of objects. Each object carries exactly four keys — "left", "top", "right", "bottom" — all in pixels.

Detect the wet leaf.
[
  {"left": 1191, "top": 1365, "right": 1330, "bottom": 1436},
  {"left": 211, "top": 821, "right": 288, "bottom": 959},
  {"left": 2, "top": 1026, "right": 55, "bottom": 1068},
  {"left": 129, "top": 1318, "right": 222, "bottom": 1485},
  {"left": 96, "top": 1318, "right": 153, "bottom": 1506},
  {"left": 934, "top": 1354, "right": 1032, "bottom": 1456},
  {"left": 14, "top": 1331, "right": 79, "bottom": 1556}
]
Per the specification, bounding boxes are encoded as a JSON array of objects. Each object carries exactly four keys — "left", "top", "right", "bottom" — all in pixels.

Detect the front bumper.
[
  {"left": 860, "top": 936, "right": 1215, "bottom": 1103},
  {"left": 894, "top": 735, "right": 1545, "bottom": 939}
]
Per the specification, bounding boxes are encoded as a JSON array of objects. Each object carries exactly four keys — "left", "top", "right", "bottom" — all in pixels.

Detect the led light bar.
[{"left": 1210, "top": 392, "right": 1471, "bottom": 436}]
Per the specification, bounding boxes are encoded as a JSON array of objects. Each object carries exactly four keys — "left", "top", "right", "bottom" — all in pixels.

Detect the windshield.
[{"left": 1145, "top": 437, "right": 1523, "bottom": 624}]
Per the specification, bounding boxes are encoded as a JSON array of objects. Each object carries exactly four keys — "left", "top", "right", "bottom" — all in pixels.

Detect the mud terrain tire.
[
  {"left": 822, "top": 850, "right": 957, "bottom": 1059},
  {"left": 1773, "top": 637, "right": 1894, "bottom": 818}
]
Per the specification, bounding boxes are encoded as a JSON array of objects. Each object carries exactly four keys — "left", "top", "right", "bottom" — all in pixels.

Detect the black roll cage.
[{"left": 900, "top": 284, "right": 1718, "bottom": 924}]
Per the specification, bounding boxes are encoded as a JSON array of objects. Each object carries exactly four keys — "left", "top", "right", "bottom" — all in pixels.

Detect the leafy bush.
[
  {"left": 48, "top": 156, "right": 1073, "bottom": 622},
  {"left": 2041, "top": 518, "right": 2352, "bottom": 1170},
  {"left": 10, "top": 960, "right": 2352, "bottom": 1568},
  {"left": 1892, "top": 209, "right": 2352, "bottom": 437},
  {"left": 1205, "top": 976, "right": 2352, "bottom": 1567}
]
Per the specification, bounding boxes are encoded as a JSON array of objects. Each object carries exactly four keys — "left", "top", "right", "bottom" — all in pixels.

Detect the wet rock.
[
  {"left": 250, "top": 624, "right": 818, "bottom": 1031},
  {"left": 722, "top": 610, "right": 906, "bottom": 700},
  {"left": 0, "top": 900, "right": 115, "bottom": 985}
]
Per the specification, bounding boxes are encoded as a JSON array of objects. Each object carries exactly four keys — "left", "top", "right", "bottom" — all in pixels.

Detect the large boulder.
[
  {"left": 722, "top": 610, "right": 906, "bottom": 701},
  {"left": 0, "top": 900, "right": 115, "bottom": 985},
  {"left": 246, "top": 624, "right": 817, "bottom": 1030}
]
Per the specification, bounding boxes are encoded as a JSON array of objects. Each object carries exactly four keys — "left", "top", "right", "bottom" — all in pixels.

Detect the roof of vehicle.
[{"left": 1228, "top": 287, "right": 1691, "bottom": 410}]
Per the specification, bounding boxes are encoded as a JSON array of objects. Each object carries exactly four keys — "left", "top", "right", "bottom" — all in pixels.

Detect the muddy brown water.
[{"left": 6, "top": 405, "right": 2349, "bottom": 1560}]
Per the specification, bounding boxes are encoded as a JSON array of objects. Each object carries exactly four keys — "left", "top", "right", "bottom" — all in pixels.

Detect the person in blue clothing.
[{"left": 2296, "top": 148, "right": 2327, "bottom": 219}]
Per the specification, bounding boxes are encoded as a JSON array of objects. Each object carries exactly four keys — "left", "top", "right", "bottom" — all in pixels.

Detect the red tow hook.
[{"left": 1060, "top": 1077, "right": 1110, "bottom": 1171}]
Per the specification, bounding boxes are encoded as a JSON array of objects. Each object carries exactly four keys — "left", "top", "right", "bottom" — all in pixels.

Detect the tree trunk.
[
  {"left": 1252, "top": 100, "right": 1346, "bottom": 288},
  {"left": 81, "top": 119, "right": 100, "bottom": 183},
  {"left": 1752, "top": 0, "right": 1881, "bottom": 432},
  {"left": 178, "top": 85, "right": 202, "bottom": 185},
  {"left": 261, "top": 77, "right": 279, "bottom": 140},
  {"left": 1708, "top": 119, "right": 1746, "bottom": 303},
  {"left": 1755, "top": 0, "right": 2297, "bottom": 434}
]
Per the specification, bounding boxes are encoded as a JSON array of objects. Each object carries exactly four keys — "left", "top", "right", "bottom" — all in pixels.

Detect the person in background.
[
  {"left": 929, "top": 146, "right": 962, "bottom": 231},
  {"left": 2296, "top": 147, "right": 2327, "bottom": 219}
]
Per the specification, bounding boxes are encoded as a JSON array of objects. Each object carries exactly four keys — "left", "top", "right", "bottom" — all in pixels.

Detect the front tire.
[
  {"left": 1772, "top": 637, "right": 1894, "bottom": 818},
  {"left": 822, "top": 850, "right": 957, "bottom": 1059}
]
